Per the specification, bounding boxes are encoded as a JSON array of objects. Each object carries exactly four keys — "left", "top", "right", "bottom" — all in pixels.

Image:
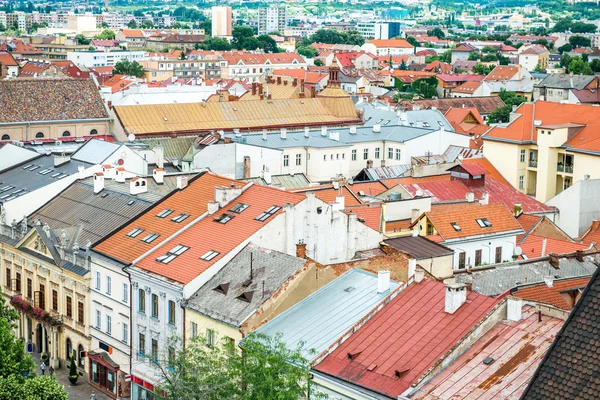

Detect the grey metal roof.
[
  {"left": 357, "top": 103, "right": 454, "bottom": 131},
  {"left": 235, "top": 131, "right": 349, "bottom": 149},
  {"left": 535, "top": 74, "right": 595, "bottom": 90},
  {"left": 0, "top": 144, "right": 39, "bottom": 173},
  {"left": 359, "top": 164, "right": 412, "bottom": 180},
  {"left": 102, "top": 175, "right": 184, "bottom": 203},
  {"left": 70, "top": 139, "right": 121, "bottom": 164},
  {"left": 0, "top": 155, "right": 90, "bottom": 204},
  {"left": 241, "top": 173, "right": 311, "bottom": 189},
  {"left": 134, "top": 137, "right": 196, "bottom": 162},
  {"left": 254, "top": 268, "right": 399, "bottom": 360},
  {"left": 384, "top": 235, "right": 454, "bottom": 259},
  {"left": 455, "top": 256, "right": 599, "bottom": 297},
  {"left": 185, "top": 243, "right": 306, "bottom": 327}
]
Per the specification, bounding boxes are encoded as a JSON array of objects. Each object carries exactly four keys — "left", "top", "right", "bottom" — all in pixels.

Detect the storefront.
[
  {"left": 131, "top": 376, "right": 168, "bottom": 400},
  {"left": 88, "top": 352, "right": 122, "bottom": 399}
]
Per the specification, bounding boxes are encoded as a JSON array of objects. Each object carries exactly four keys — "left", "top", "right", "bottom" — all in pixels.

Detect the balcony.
[
  {"left": 10, "top": 296, "right": 62, "bottom": 327},
  {"left": 557, "top": 164, "right": 574, "bottom": 174},
  {"left": 528, "top": 160, "right": 537, "bottom": 168}
]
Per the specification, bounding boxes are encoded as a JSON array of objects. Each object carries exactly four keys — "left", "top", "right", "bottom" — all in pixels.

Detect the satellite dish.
[
  {"left": 128, "top": 134, "right": 136, "bottom": 142},
  {"left": 514, "top": 246, "right": 523, "bottom": 256}
]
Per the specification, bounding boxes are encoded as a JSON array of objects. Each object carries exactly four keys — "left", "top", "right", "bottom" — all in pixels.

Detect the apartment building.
[
  {"left": 221, "top": 52, "right": 307, "bottom": 82},
  {"left": 361, "top": 39, "right": 414, "bottom": 56},
  {"left": 68, "top": 50, "right": 145, "bottom": 68},
  {"left": 0, "top": 11, "right": 32, "bottom": 31},
  {"left": 140, "top": 54, "right": 227, "bottom": 82},
  {"left": 211, "top": 6, "right": 232, "bottom": 38},
  {"left": 258, "top": 5, "right": 286, "bottom": 34},
  {"left": 356, "top": 21, "right": 403, "bottom": 40},
  {"left": 30, "top": 36, "right": 89, "bottom": 60}
]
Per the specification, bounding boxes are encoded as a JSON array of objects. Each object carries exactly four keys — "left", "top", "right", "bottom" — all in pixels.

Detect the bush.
[{"left": 68, "top": 357, "right": 77, "bottom": 380}]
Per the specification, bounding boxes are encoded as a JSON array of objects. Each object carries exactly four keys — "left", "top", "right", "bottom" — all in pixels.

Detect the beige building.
[
  {"left": 30, "top": 36, "right": 89, "bottom": 61},
  {"left": 484, "top": 100, "right": 600, "bottom": 202},
  {"left": 211, "top": 6, "right": 232, "bottom": 38},
  {"left": 140, "top": 53, "right": 226, "bottom": 82}
]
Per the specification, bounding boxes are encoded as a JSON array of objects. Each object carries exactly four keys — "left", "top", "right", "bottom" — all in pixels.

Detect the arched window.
[
  {"left": 1, "top": 134, "right": 9, "bottom": 141},
  {"left": 62, "top": 131, "right": 71, "bottom": 137},
  {"left": 66, "top": 338, "right": 72, "bottom": 360},
  {"left": 36, "top": 132, "right": 44, "bottom": 138},
  {"left": 90, "top": 129, "right": 98, "bottom": 135}
]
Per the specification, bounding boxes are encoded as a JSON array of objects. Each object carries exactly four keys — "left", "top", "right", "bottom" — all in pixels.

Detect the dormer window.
[
  {"left": 476, "top": 218, "right": 492, "bottom": 228},
  {"left": 213, "top": 283, "right": 230, "bottom": 294},
  {"left": 451, "top": 222, "right": 461, "bottom": 232},
  {"left": 236, "top": 291, "right": 254, "bottom": 303}
]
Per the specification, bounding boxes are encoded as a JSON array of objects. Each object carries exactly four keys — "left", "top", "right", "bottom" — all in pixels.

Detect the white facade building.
[{"left": 68, "top": 50, "right": 145, "bottom": 68}]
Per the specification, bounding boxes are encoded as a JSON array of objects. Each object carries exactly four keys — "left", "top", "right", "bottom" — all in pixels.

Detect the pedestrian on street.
[
  {"left": 40, "top": 361, "right": 46, "bottom": 375},
  {"left": 90, "top": 391, "right": 96, "bottom": 400},
  {"left": 49, "top": 366, "right": 54, "bottom": 375}
]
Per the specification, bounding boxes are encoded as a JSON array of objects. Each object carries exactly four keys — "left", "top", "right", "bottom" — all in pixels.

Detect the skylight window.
[
  {"left": 50, "top": 173, "right": 61, "bottom": 178},
  {"left": 171, "top": 213, "right": 190, "bottom": 223},
  {"left": 200, "top": 250, "right": 219, "bottom": 261},
  {"left": 11, "top": 189, "right": 25, "bottom": 195},
  {"left": 438, "top": 121, "right": 445, "bottom": 126},
  {"left": 476, "top": 218, "right": 492, "bottom": 228},
  {"left": 0, "top": 185, "right": 15, "bottom": 193},
  {"left": 423, "top": 122, "right": 430, "bottom": 127},
  {"left": 214, "top": 213, "right": 234, "bottom": 224},
  {"left": 229, "top": 203, "right": 249, "bottom": 214},
  {"left": 127, "top": 200, "right": 135, "bottom": 206},
  {"left": 141, "top": 233, "right": 160, "bottom": 243},
  {"left": 156, "top": 244, "right": 189, "bottom": 264},
  {"left": 451, "top": 222, "right": 461, "bottom": 232},
  {"left": 126, "top": 228, "right": 144, "bottom": 238},
  {"left": 38, "top": 169, "right": 53, "bottom": 175},
  {"left": 28, "top": 165, "right": 40, "bottom": 171},
  {"left": 22, "top": 164, "right": 33, "bottom": 170},
  {"left": 156, "top": 208, "right": 174, "bottom": 218},
  {"left": 255, "top": 206, "right": 281, "bottom": 222}
]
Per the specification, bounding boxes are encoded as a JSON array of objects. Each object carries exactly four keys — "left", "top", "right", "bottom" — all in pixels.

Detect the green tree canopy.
[
  {"left": 256, "top": 34, "right": 278, "bottom": 53},
  {"left": 427, "top": 27, "right": 445, "bottom": 39},
  {"left": 127, "top": 20, "right": 137, "bottom": 29},
  {"left": 313, "top": 59, "right": 325, "bottom": 66},
  {"left": 473, "top": 62, "right": 492, "bottom": 75},
  {"left": 590, "top": 58, "right": 600, "bottom": 72},
  {"left": 558, "top": 43, "right": 573, "bottom": 54},
  {"left": 113, "top": 59, "right": 145, "bottom": 77},
  {"left": 488, "top": 89, "right": 526, "bottom": 123},
  {"left": 569, "top": 35, "right": 591, "bottom": 48},
  {"left": 232, "top": 26, "right": 255, "bottom": 49},
  {"left": 94, "top": 29, "right": 115, "bottom": 40},
  {"left": 297, "top": 46, "right": 318, "bottom": 58},
  {"left": 297, "top": 29, "right": 365, "bottom": 48},
  {"left": 406, "top": 36, "right": 419, "bottom": 47},
  {"left": 552, "top": 18, "right": 597, "bottom": 33},
  {"left": 568, "top": 57, "right": 593, "bottom": 75},
  {"left": 75, "top": 34, "right": 90, "bottom": 45},
  {"left": 242, "top": 37, "right": 262, "bottom": 51},
  {"left": 197, "top": 37, "right": 232, "bottom": 51}
]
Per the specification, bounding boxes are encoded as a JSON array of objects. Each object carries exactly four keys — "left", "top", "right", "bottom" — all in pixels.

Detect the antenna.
[
  {"left": 262, "top": 281, "right": 265, "bottom": 298},
  {"left": 250, "top": 252, "right": 253, "bottom": 280}
]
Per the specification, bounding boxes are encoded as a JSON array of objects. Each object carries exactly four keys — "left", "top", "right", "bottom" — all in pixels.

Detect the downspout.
[
  {"left": 124, "top": 265, "right": 133, "bottom": 378},
  {"left": 304, "top": 146, "right": 309, "bottom": 176},
  {"left": 26, "top": 122, "right": 30, "bottom": 141}
]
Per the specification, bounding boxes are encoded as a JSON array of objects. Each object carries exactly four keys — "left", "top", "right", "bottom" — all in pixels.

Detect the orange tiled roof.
[
  {"left": 385, "top": 219, "right": 411, "bottom": 233},
  {"left": 94, "top": 173, "right": 242, "bottom": 264},
  {"left": 519, "top": 235, "right": 588, "bottom": 260},
  {"left": 121, "top": 29, "right": 145, "bottom": 38},
  {"left": 291, "top": 186, "right": 362, "bottom": 207},
  {"left": 345, "top": 206, "right": 382, "bottom": 232},
  {"left": 381, "top": 174, "right": 451, "bottom": 188},
  {"left": 460, "top": 157, "right": 510, "bottom": 186},
  {"left": 0, "top": 51, "right": 18, "bottom": 66},
  {"left": 349, "top": 181, "right": 388, "bottom": 196},
  {"left": 452, "top": 81, "right": 481, "bottom": 94},
  {"left": 423, "top": 202, "right": 523, "bottom": 241},
  {"left": 444, "top": 107, "right": 484, "bottom": 125},
  {"left": 517, "top": 213, "right": 543, "bottom": 237},
  {"left": 368, "top": 39, "right": 414, "bottom": 49},
  {"left": 580, "top": 219, "right": 600, "bottom": 246},
  {"left": 134, "top": 184, "right": 305, "bottom": 284},
  {"left": 512, "top": 277, "right": 591, "bottom": 310},
  {"left": 485, "top": 65, "right": 522, "bottom": 81}
]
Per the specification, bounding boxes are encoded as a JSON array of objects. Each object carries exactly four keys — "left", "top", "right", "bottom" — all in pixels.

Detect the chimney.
[
  {"left": 153, "top": 168, "right": 165, "bottom": 184},
  {"left": 541, "top": 238, "right": 547, "bottom": 257},
  {"left": 311, "top": 86, "right": 316, "bottom": 98},
  {"left": 296, "top": 242, "right": 307, "bottom": 259},
  {"left": 130, "top": 177, "right": 148, "bottom": 195},
  {"left": 93, "top": 172, "right": 104, "bottom": 194},
  {"left": 207, "top": 201, "right": 219, "bottom": 215},
  {"left": 576, "top": 249, "right": 585, "bottom": 262},
  {"left": 414, "top": 268, "right": 425, "bottom": 283},
  {"left": 408, "top": 259, "right": 416, "bottom": 278},
  {"left": 514, "top": 202, "right": 522, "bottom": 217},
  {"left": 466, "top": 192, "right": 475, "bottom": 202},
  {"left": 444, "top": 279, "right": 467, "bottom": 314},
  {"left": 416, "top": 120, "right": 424, "bottom": 128},
  {"left": 252, "top": 82, "right": 257, "bottom": 95},
  {"left": 321, "top": 126, "right": 327, "bottom": 137},
  {"left": 377, "top": 270, "right": 391, "bottom": 293},
  {"left": 77, "top": 165, "right": 86, "bottom": 180},
  {"left": 372, "top": 124, "right": 381, "bottom": 133},
  {"left": 177, "top": 176, "right": 188, "bottom": 190},
  {"left": 304, "top": 127, "right": 310, "bottom": 138},
  {"left": 214, "top": 184, "right": 242, "bottom": 207},
  {"left": 507, "top": 297, "right": 523, "bottom": 321},
  {"left": 411, "top": 208, "right": 421, "bottom": 223},
  {"left": 262, "top": 129, "right": 268, "bottom": 141},
  {"left": 258, "top": 85, "right": 263, "bottom": 95},
  {"left": 479, "top": 192, "right": 489, "bottom": 205},
  {"left": 264, "top": 170, "right": 272, "bottom": 184},
  {"left": 280, "top": 128, "right": 287, "bottom": 139},
  {"left": 243, "top": 156, "right": 251, "bottom": 179},
  {"left": 115, "top": 167, "right": 126, "bottom": 183},
  {"left": 277, "top": 76, "right": 282, "bottom": 85},
  {"left": 293, "top": 77, "right": 298, "bottom": 87},
  {"left": 544, "top": 276, "right": 554, "bottom": 288},
  {"left": 350, "top": 126, "right": 357, "bottom": 134},
  {"left": 332, "top": 195, "right": 345, "bottom": 211},
  {"left": 154, "top": 146, "right": 165, "bottom": 168},
  {"left": 549, "top": 253, "right": 560, "bottom": 269}
]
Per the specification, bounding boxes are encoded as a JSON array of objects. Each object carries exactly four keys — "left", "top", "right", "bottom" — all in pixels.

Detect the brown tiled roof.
[
  {"left": 521, "top": 268, "right": 600, "bottom": 400},
  {"left": 383, "top": 235, "right": 454, "bottom": 259},
  {"left": 579, "top": 219, "right": 600, "bottom": 246},
  {"left": 398, "top": 96, "right": 505, "bottom": 115},
  {"left": 0, "top": 78, "right": 108, "bottom": 123},
  {"left": 0, "top": 50, "right": 18, "bottom": 66}
]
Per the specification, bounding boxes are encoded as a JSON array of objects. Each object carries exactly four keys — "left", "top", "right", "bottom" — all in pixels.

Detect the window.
[
  {"left": 151, "top": 339, "right": 158, "bottom": 364},
  {"left": 363, "top": 149, "right": 369, "bottom": 160},
  {"left": 495, "top": 247, "right": 502, "bottom": 264},
  {"left": 191, "top": 322, "right": 198, "bottom": 339},
  {"left": 156, "top": 244, "right": 189, "bottom": 264},
  {"left": 168, "top": 300, "right": 176, "bottom": 325},
  {"left": 427, "top": 223, "right": 434, "bottom": 236},
  {"left": 139, "top": 333, "right": 146, "bottom": 356},
  {"left": 229, "top": 203, "right": 249, "bottom": 213},
  {"left": 476, "top": 218, "right": 492, "bottom": 228},
  {"left": 95, "top": 271, "right": 101, "bottom": 290},
  {"left": 126, "top": 228, "right": 144, "bottom": 238},
  {"left": 122, "top": 323, "right": 128, "bottom": 344},
  {"left": 27, "top": 278, "right": 32, "bottom": 299},
  {"left": 90, "top": 129, "right": 98, "bottom": 135},
  {"left": 78, "top": 301, "right": 84, "bottom": 324},
  {"left": 395, "top": 149, "right": 401, "bottom": 160},
  {"left": 256, "top": 206, "right": 281, "bottom": 222},
  {"left": 106, "top": 276, "right": 111, "bottom": 295},
  {"left": 283, "top": 155, "right": 289, "bottom": 167},
  {"left": 458, "top": 252, "right": 466, "bottom": 269},
  {"left": 388, "top": 148, "right": 393, "bottom": 159},
  {"left": 1, "top": 134, "right": 9, "bottom": 141},
  {"left": 519, "top": 176, "right": 524, "bottom": 189},
  {"left": 375, "top": 147, "right": 380, "bottom": 159},
  {"left": 214, "top": 213, "right": 234, "bottom": 224},
  {"left": 225, "top": 337, "right": 236, "bottom": 355},
  {"left": 66, "top": 296, "right": 72, "bottom": 319},
  {"left": 39, "top": 284, "right": 45, "bottom": 310},
  {"left": 106, "top": 314, "right": 112, "bottom": 335},
  {"left": 171, "top": 213, "right": 190, "bottom": 223},
  {"left": 95, "top": 309, "right": 101, "bottom": 329},
  {"left": 62, "top": 131, "right": 71, "bottom": 137},
  {"left": 450, "top": 222, "right": 461, "bottom": 232},
  {"left": 35, "top": 132, "right": 44, "bottom": 138},
  {"left": 141, "top": 233, "right": 160, "bottom": 243},
  {"left": 351, "top": 149, "right": 357, "bottom": 161},
  {"left": 156, "top": 208, "right": 174, "bottom": 218},
  {"left": 15, "top": 272, "right": 20, "bottom": 294},
  {"left": 152, "top": 294, "right": 159, "bottom": 318},
  {"left": 4, "top": 268, "right": 9, "bottom": 288},
  {"left": 52, "top": 289, "right": 58, "bottom": 311},
  {"left": 139, "top": 289, "right": 146, "bottom": 313},
  {"left": 122, "top": 283, "right": 128, "bottom": 303},
  {"left": 295, "top": 153, "right": 302, "bottom": 166},
  {"left": 475, "top": 250, "right": 482, "bottom": 266},
  {"left": 520, "top": 149, "right": 526, "bottom": 163},
  {"left": 206, "top": 329, "right": 215, "bottom": 348}
]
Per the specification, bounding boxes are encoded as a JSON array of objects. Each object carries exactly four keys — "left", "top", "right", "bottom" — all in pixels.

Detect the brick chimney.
[
  {"left": 548, "top": 253, "right": 560, "bottom": 269},
  {"left": 296, "top": 242, "right": 307, "bottom": 259}
]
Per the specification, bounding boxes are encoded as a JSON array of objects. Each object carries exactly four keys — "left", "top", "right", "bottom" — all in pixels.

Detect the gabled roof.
[
  {"left": 436, "top": 74, "right": 484, "bottom": 83},
  {"left": 519, "top": 45, "right": 549, "bottom": 55},
  {"left": 383, "top": 235, "right": 454, "bottom": 259},
  {"left": 398, "top": 97, "right": 505, "bottom": 115},
  {"left": 521, "top": 266, "right": 600, "bottom": 400},
  {"left": 511, "top": 276, "right": 591, "bottom": 310},
  {"left": 315, "top": 279, "right": 500, "bottom": 398},
  {"left": 485, "top": 65, "right": 522, "bottom": 81},
  {"left": 452, "top": 80, "right": 482, "bottom": 93},
  {"left": 453, "top": 43, "right": 478, "bottom": 52},
  {"left": 0, "top": 50, "right": 18, "bottom": 66},
  {"left": 536, "top": 74, "right": 596, "bottom": 90},
  {"left": 519, "top": 235, "right": 589, "bottom": 260},
  {"left": 579, "top": 219, "right": 600, "bottom": 246},
  {"left": 120, "top": 29, "right": 145, "bottom": 38}
]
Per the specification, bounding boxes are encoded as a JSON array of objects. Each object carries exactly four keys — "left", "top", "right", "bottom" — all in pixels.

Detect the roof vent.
[
  {"left": 483, "top": 357, "right": 494, "bottom": 365},
  {"left": 347, "top": 351, "right": 361, "bottom": 360},
  {"left": 372, "top": 124, "right": 381, "bottom": 133},
  {"left": 236, "top": 291, "right": 254, "bottom": 303},
  {"left": 213, "top": 283, "right": 230, "bottom": 295},
  {"left": 395, "top": 369, "right": 410, "bottom": 379}
]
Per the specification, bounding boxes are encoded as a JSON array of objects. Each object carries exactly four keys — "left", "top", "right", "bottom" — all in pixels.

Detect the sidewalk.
[{"left": 31, "top": 352, "right": 111, "bottom": 400}]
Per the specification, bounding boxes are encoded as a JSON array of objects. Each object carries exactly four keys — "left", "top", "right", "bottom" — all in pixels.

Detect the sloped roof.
[
  {"left": 0, "top": 50, "right": 18, "bottom": 66},
  {"left": 398, "top": 97, "right": 505, "bottom": 115},
  {"left": 453, "top": 43, "right": 478, "bottom": 52},
  {"left": 536, "top": 74, "right": 596, "bottom": 90},
  {"left": 452, "top": 81, "right": 482, "bottom": 94},
  {"left": 383, "top": 235, "right": 454, "bottom": 259},
  {"left": 485, "top": 65, "right": 522, "bottom": 81},
  {"left": 519, "top": 235, "right": 589, "bottom": 260},
  {"left": 367, "top": 39, "right": 413, "bottom": 48},
  {"left": 511, "top": 276, "right": 591, "bottom": 310},
  {"left": 579, "top": 219, "right": 600, "bottom": 246}
]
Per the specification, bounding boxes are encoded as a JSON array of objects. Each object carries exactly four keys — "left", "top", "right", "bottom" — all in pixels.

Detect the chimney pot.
[
  {"left": 93, "top": 173, "right": 105, "bottom": 194},
  {"left": 377, "top": 270, "right": 391, "bottom": 293},
  {"left": 296, "top": 242, "right": 307, "bottom": 259},
  {"left": 177, "top": 176, "right": 188, "bottom": 190},
  {"left": 544, "top": 276, "right": 554, "bottom": 288},
  {"left": 549, "top": 253, "right": 560, "bottom": 268},
  {"left": 444, "top": 280, "right": 467, "bottom": 314},
  {"left": 152, "top": 168, "right": 165, "bottom": 184},
  {"left": 466, "top": 192, "right": 475, "bottom": 202}
]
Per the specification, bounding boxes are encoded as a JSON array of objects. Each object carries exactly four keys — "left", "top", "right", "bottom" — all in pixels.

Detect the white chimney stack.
[
  {"left": 507, "top": 297, "right": 523, "bottom": 321},
  {"left": 541, "top": 238, "right": 547, "bottom": 257},
  {"left": 214, "top": 184, "right": 243, "bottom": 207},
  {"left": 415, "top": 268, "right": 425, "bottom": 283},
  {"left": 321, "top": 126, "right": 327, "bottom": 137},
  {"left": 154, "top": 146, "right": 165, "bottom": 168},
  {"left": 93, "top": 173, "right": 104, "bottom": 194},
  {"left": 280, "top": 128, "right": 287, "bottom": 139},
  {"left": 262, "top": 129, "right": 268, "bottom": 141},
  {"left": 349, "top": 126, "right": 357, "bottom": 134},
  {"left": 207, "top": 201, "right": 219, "bottom": 215},
  {"left": 177, "top": 176, "right": 188, "bottom": 190},
  {"left": 408, "top": 259, "right": 417, "bottom": 278},
  {"left": 115, "top": 167, "right": 126, "bottom": 183},
  {"left": 466, "top": 192, "right": 475, "bottom": 202},
  {"left": 479, "top": 192, "right": 489, "bottom": 205},
  {"left": 372, "top": 124, "right": 381, "bottom": 133},
  {"left": 333, "top": 195, "right": 345, "bottom": 211},
  {"left": 130, "top": 177, "right": 148, "bottom": 195},
  {"left": 304, "top": 127, "right": 310, "bottom": 138},
  {"left": 377, "top": 270, "right": 391, "bottom": 293},
  {"left": 264, "top": 170, "right": 272, "bottom": 184},
  {"left": 544, "top": 276, "right": 554, "bottom": 288},
  {"left": 444, "top": 278, "right": 467, "bottom": 314},
  {"left": 152, "top": 168, "right": 165, "bottom": 184}
]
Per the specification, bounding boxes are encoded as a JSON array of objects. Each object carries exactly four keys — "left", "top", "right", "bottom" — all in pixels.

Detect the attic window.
[
  {"left": 236, "top": 291, "right": 254, "bottom": 303},
  {"left": 171, "top": 213, "right": 190, "bottom": 223},
  {"left": 127, "top": 200, "right": 135, "bottom": 206},
  {"left": 255, "top": 206, "right": 281, "bottom": 222},
  {"left": 423, "top": 122, "right": 430, "bottom": 127},
  {"left": 28, "top": 165, "right": 40, "bottom": 171},
  {"left": 438, "top": 121, "right": 445, "bottom": 126},
  {"left": 451, "top": 222, "right": 461, "bottom": 232},
  {"left": 101, "top": 193, "right": 109, "bottom": 198},
  {"left": 213, "top": 283, "right": 230, "bottom": 295},
  {"left": 476, "top": 218, "right": 492, "bottom": 228},
  {"left": 409, "top": 122, "right": 415, "bottom": 126},
  {"left": 229, "top": 203, "right": 249, "bottom": 213},
  {"left": 126, "top": 228, "right": 144, "bottom": 238},
  {"left": 141, "top": 233, "right": 160, "bottom": 243},
  {"left": 200, "top": 250, "right": 219, "bottom": 261},
  {"left": 156, "top": 208, "right": 174, "bottom": 218},
  {"left": 214, "top": 213, "right": 234, "bottom": 224},
  {"left": 156, "top": 244, "right": 189, "bottom": 264}
]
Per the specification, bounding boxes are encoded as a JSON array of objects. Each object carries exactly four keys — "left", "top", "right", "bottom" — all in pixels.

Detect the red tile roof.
[
  {"left": 519, "top": 235, "right": 588, "bottom": 260},
  {"left": 349, "top": 181, "right": 388, "bottom": 196},
  {"left": 520, "top": 45, "right": 549, "bottom": 55},
  {"left": 315, "top": 279, "right": 500, "bottom": 398},
  {"left": 511, "top": 277, "right": 591, "bottom": 310},
  {"left": 459, "top": 163, "right": 490, "bottom": 176},
  {"left": 0, "top": 51, "right": 18, "bottom": 66},
  {"left": 345, "top": 206, "right": 382, "bottom": 232},
  {"left": 485, "top": 65, "right": 523, "bottom": 81},
  {"left": 579, "top": 219, "right": 600, "bottom": 246},
  {"left": 437, "top": 74, "right": 485, "bottom": 83},
  {"left": 517, "top": 213, "right": 543, "bottom": 237},
  {"left": 452, "top": 81, "right": 482, "bottom": 94},
  {"left": 134, "top": 184, "right": 305, "bottom": 284},
  {"left": 453, "top": 43, "right": 478, "bottom": 52},
  {"left": 291, "top": 186, "right": 363, "bottom": 207}
]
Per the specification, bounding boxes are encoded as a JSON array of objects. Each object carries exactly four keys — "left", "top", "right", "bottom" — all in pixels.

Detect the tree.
[
  {"left": 155, "top": 333, "right": 325, "bottom": 400},
  {"left": 427, "top": 27, "right": 445, "bottom": 39},
  {"left": 406, "top": 36, "right": 419, "bottom": 47},
  {"left": 569, "top": 35, "right": 591, "bottom": 48},
  {"left": 468, "top": 51, "right": 481, "bottom": 61},
  {"left": 345, "top": 30, "right": 365, "bottom": 46},
  {"left": 127, "top": 20, "right": 137, "bottom": 29},
  {"left": 314, "top": 59, "right": 324, "bottom": 66},
  {"left": 242, "top": 37, "right": 262, "bottom": 51},
  {"left": 473, "top": 62, "right": 492, "bottom": 75},
  {"left": 232, "top": 26, "right": 255, "bottom": 49},
  {"left": 590, "top": 58, "right": 600, "bottom": 72},
  {"left": 113, "top": 59, "right": 145, "bottom": 77},
  {"left": 0, "top": 375, "right": 68, "bottom": 400},
  {"left": 558, "top": 43, "right": 573, "bottom": 54},
  {"left": 489, "top": 89, "right": 526, "bottom": 123},
  {"left": 75, "top": 34, "right": 90, "bottom": 45},
  {"left": 533, "top": 63, "right": 544, "bottom": 73},
  {"left": 552, "top": 18, "right": 597, "bottom": 34},
  {"left": 257, "top": 34, "right": 278, "bottom": 53},
  {"left": 411, "top": 76, "right": 438, "bottom": 98},
  {"left": 399, "top": 59, "right": 408, "bottom": 70},
  {"left": 568, "top": 57, "right": 593, "bottom": 75},
  {"left": 94, "top": 29, "right": 115, "bottom": 40},
  {"left": 297, "top": 46, "right": 317, "bottom": 58},
  {"left": 196, "top": 37, "right": 232, "bottom": 51}
]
